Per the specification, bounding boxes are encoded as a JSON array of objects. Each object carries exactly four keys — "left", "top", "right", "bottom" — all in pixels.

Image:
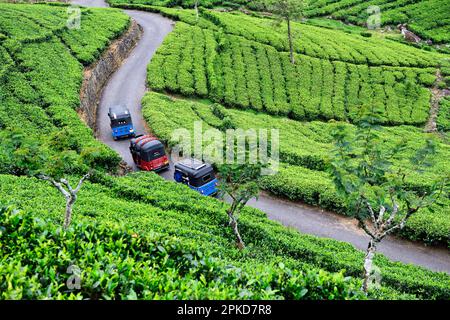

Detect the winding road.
[{"left": 73, "top": 0, "right": 449, "bottom": 273}]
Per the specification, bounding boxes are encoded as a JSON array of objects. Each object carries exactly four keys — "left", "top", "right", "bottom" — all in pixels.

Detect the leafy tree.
[
  {"left": 0, "top": 129, "right": 94, "bottom": 229},
  {"left": 218, "top": 163, "right": 265, "bottom": 249},
  {"left": 329, "top": 119, "right": 448, "bottom": 294},
  {"left": 257, "top": 0, "right": 307, "bottom": 64}
]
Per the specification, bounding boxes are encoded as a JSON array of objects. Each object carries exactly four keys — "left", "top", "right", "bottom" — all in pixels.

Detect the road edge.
[{"left": 78, "top": 19, "right": 143, "bottom": 130}]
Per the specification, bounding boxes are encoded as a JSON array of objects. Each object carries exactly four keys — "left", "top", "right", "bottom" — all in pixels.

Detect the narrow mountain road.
[
  {"left": 73, "top": 0, "right": 450, "bottom": 273},
  {"left": 73, "top": 0, "right": 174, "bottom": 167}
]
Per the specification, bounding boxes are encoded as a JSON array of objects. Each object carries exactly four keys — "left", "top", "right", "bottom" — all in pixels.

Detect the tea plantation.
[
  {"left": 304, "top": 0, "right": 450, "bottom": 44},
  {"left": 139, "top": 7, "right": 448, "bottom": 126},
  {"left": 132, "top": 5, "right": 450, "bottom": 246},
  {"left": 0, "top": 205, "right": 365, "bottom": 300},
  {"left": 108, "top": 0, "right": 450, "bottom": 44},
  {"left": 0, "top": 3, "right": 127, "bottom": 172},
  {"left": 142, "top": 92, "right": 450, "bottom": 246},
  {"left": 0, "top": 2, "right": 449, "bottom": 300},
  {"left": 2, "top": 172, "right": 450, "bottom": 299}
]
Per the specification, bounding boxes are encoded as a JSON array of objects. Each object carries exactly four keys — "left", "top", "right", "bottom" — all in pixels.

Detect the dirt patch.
[{"left": 425, "top": 69, "right": 449, "bottom": 133}]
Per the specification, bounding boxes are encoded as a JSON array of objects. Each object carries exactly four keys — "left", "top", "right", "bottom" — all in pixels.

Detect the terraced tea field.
[
  {"left": 0, "top": 3, "right": 128, "bottom": 171},
  {"left": 304, "top": 0, "right": 450, "bottom": 44},
  {"left": 114, "top": 5, "right": 449, "bottom": 246},
  {"left": 109, "top": 0, "right": 450, "bottom": 44},
  {"left": 0, "top": 1, "right": 449, "bottom": 301}
]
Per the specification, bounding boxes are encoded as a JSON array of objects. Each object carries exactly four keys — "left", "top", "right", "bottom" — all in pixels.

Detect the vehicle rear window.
[
  {"left": 152, "top": 150, "right": 162, "bottom": 158},
  {"left": 111, "top": 117, "right": 131, "bottom": 127},
  {"left": 202, "top": 174, "right": 212, "bottom": 183},
  {"left": 143, "top": 147, "right": 166, "bottom": 161}
]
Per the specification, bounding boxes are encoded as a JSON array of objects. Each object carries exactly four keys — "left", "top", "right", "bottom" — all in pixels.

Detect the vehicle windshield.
[{"left": 111, "top": 116, "right": 132, "bottom": 128}]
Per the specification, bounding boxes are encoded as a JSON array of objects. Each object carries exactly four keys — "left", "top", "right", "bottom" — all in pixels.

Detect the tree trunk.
[
  {"left": 63, "top": 195, "right": 76, "bottom": 229},
  {"left": 228, "top": 213, "right": 245, "bottom": 249},
  {"left": 362, "top": 238, "right": 378, "bottom": 293},
  {"left": 287, "top": 17, "right": 295, "bottom": 64}
]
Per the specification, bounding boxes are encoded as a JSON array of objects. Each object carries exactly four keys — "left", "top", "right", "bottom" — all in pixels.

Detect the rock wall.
[{"left": 78, "top": 20, "right": 142, "bottom": 130}]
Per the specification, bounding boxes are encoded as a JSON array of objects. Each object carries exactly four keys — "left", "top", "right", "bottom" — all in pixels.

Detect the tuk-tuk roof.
[
  {"left": 131, "top": 135, "right": 163, "bottom": 151},
  {"left": 175, "top": 159, "right": 214, "bottom": 178},
  {"left": 108, "top": 105, "right": 130, "bottom": 120},
  {"left": 140, "top": 139, "right": 164, "bottom": 152}
]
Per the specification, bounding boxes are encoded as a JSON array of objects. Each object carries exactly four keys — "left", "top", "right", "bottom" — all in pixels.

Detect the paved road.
[
  {"left": 73, "top": 0, "right": 450, "bottom": 273},
  {"left": 73, "top": 0, "right": 174, "bottom": 167}
]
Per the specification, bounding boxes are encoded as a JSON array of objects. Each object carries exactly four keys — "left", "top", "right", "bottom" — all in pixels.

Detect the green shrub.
[
  {"left": 142, "top": 92, "right": 450, "bottom": 246},
  {"left": 0, "top": 205, "right": 364, "bottom": 300},
  {"left": 146, "top": 16, "right": 436, "bottom": 126}
]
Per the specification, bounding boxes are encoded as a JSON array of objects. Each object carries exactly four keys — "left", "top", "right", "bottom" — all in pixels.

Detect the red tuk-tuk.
[{"left": 129, "top": 135, "right": 169, "bottom": 171}]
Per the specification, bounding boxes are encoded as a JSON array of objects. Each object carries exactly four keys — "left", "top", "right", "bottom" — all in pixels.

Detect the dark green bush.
[
  {"left": 359, "top": 31, "right": 372, "bottom": 38},
  {"left": 0, "top": 205, "right": 364, "bottom": 300}
]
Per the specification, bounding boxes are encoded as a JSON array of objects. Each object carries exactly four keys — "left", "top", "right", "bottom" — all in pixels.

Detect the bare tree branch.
[
  {"left": 74, "top": 171, "right": 91, "bottom": 194},
  {"left": 358, "top": 217, "right": 377, "bottom": 240},
  {"left": 365, "top": 200, "right": 378, "bottom": 229},
  {"left": 376, "top": 205, "right": 386, "bottom": 226},
  {"left": 60, "top": 178, "right": 73, "bottom": 194},
  {"left": 37, "top": 174, "right": 70, "bottom": 199}
]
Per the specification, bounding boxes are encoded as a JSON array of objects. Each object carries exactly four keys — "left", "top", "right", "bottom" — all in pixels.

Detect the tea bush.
[
  {"left": 437, "top": 97, "right": 450, "bottom": 132},
  {"left": 0, "top": 205, "right": 365, "bottom": 300},
  {"left": 305, "top": 0, "right": 450, "bottom": 44},
  {"left": 0, "top": 4, "right": 127, "bottom": 174},
  {"left": 1, "top": 2, "right": 448, "bottom": 301},
  {"left": 1, "top": 174, "right": 448, "bottom": 299},
  {"left": 146, "top": 20, "right": 436, "bottom": 126},
  {"left": 142, "top": 92, "right": 450, "bottom": 246}
]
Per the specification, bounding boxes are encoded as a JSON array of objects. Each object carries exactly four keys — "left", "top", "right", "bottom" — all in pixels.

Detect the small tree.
[
  {"left": 329, "top": 119, "right": 447, "bottom": 293},
  {"left": 37, "top": 171, "right": 91, "bottom": 229},
  {"left": 218, "top": 163, "right": 264, "bottom": 249},
  {"left": 0, "top": 129, "right": 94, "bottom": 229},
  {"left": 261, "top": 0, "right": 306, "bottom": 64}
]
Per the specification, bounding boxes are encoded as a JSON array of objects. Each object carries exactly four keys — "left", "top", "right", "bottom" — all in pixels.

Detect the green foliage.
[
  {"left": 218, "top": 163, "right": 265, "bottom": 214},
  {"left": 145, "top": 14, "right": 438, "bottom": 126},
  {"left": 0, "top": 129, "right": 46, "bottom": 176},
  {"left": 111, "top": 0, "right": 450, "bottom": 45},
  {"left": 142, "top": 92, "right": 450, "bottom": 245},
  {"left": 329, "top": 118, "right": 448, "bottom": 239},
  {"left": 0, "top": 4, "right": 124, "bottom": 176},
  {"left": 1, "top": 173, "right": 449, "bottom": 299},
  {"left": 199, "top": 10, "right": 444, "bottom": 67},
  {"left": 60, "top": 8, "right": 130, "bottom": 65},
  {"left": 304, "top": 0, "right": 450, "bottom": 44},
  {"left": 437, "top": 97, "right": 450, "bottom": 132},
  {"left": 0, "top": 205, "right": 364, "bottom": 300},
  {"left": 217, "top": 163, "right": 266, "bottom": 248},
  {"left": 1, "top": 2, "right": 449, "bottom": 301},
  {"left": 262, "top": 0, "right": 306, "bottom": 20}
]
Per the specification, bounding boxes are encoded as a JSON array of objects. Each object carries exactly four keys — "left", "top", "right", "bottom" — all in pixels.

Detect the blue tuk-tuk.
[
  {"left": 108, "top": 105, "right": 135, "bottom": 140},
  {"left": 174, "top": 158, "right": 218, "bottom": 196}
]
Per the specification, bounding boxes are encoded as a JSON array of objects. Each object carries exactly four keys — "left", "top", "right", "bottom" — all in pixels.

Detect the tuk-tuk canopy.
[
  {"left": 109, "top": 105, "right": 131, "bottom": 120},
  {"left": 174, "top": 158, "right": 214, "bottom": 180},
  {"left": 130, "top": 135, "right": 166, "bottom": 162}
]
